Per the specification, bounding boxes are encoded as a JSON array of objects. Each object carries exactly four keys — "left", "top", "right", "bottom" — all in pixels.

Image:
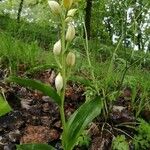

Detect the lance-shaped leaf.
[
  {"left": 63, "top": 97, "right": 103, "bottom": 150},
  {"left": 16, "top": 144, "right": 56, "bottom": 150},
  {"left": 25, "top": 64, "right": 57, "bottom": 75},
  {"left": 7, "top": 76, "right": 61, "bottom": 106},
  {"left": 0, "top": 95, "right": 12, "bottom": 117}
]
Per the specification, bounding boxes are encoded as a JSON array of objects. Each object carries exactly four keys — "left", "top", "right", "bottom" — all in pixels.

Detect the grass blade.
[
  {"left": 16, "top": 144, "right": 56, "bottom": 150},
  {"left": 69, "top": 76, "right": 92, "bottom": 87}
]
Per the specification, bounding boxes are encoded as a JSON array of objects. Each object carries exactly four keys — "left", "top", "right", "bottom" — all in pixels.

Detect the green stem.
[
  {"left": 54, "top": 55, "right": 62, "bottom": 69},
  {"left": 60, "top": 12, "right": 67, "bottom": 148},
  {"left": 83, "top": 21, "right": 99, "bottom": 95}
]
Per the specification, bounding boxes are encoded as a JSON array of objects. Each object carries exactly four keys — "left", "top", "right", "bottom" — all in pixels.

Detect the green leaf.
[
  {"left": 25, "top": 64, "right": 57, "bottom": 75},
  {"left": 69, "top": 76, "right": 91, "bottom": 87},
  {"left": 0, "top": 95, "right": 12, "bottom": 117},
  {"left": 6, "top": 76, "right": 61, "bottom": 106},
  {"left": 63, "top": 97, "right": 103, "bottom": 150},
  {"left": 16, "top": 144, "right": 56, "bottom": 150}
]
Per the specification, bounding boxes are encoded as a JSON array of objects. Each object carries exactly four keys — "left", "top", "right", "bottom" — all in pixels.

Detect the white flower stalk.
[
  {"left": 53, "top": 40, "right": 61, "bottom": 55},
  {"left": 66, "top": 24, "right": 75, "bottom": 42},
  {"left": 66, "top": 52, "right": 76, "bottom": 67},
  {"left": 48, "top": 1, "right": 61, "bottom": 15},
  {"left": 63, "top": 0, "right": 73, "bottom": 9},
  {"left": 55, "top": 73, "right": 63, "bottom": 92},
  {"left": 67, "top": 9, "right": 77, "bottom": 17}
]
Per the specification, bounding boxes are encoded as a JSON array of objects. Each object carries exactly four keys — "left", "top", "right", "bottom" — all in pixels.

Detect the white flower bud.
[
  {"left": 48, "top": 1, "right": 61, "bottom": 15},
  {"left": 66, "top": 52, "right": 75, "bottom": 67},
  {"left": 55, "top": 73, "right": 63, "bottom": 92},
  {"left": 65, "top": 17, "right": 73, "bottom": 23},
  {"left": 63, "top": 0, "right": 73, "bottom": 9},
  {"left": 53, "top": 40, "right": 61, "bottom": 55},
  {"left": 67, "top": 9, "right": 77, "bottom": 17},
  {"left": 66, "top": 24, "right": 75, "bottom": 42}
]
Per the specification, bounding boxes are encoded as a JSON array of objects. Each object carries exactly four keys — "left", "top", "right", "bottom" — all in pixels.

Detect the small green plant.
[
  {"left": 76, "top": 131, "right": 91, "bottom": 148},
  {"left": 112, "top": 135, "right": 129, "bottom": 150},
  {"left": 7, "top": 0, "right": 103, "bottom": 150},
  {"left": 133, "top": 119, "right": 150, "bottom": 150},
  {"left": 0, "top": 92, "right": 12, "bottom": 117}
]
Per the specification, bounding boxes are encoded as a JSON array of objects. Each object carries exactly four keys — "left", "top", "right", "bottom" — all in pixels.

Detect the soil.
[{"left": 0, "top": 67, "right": 141, "bottom": 150}]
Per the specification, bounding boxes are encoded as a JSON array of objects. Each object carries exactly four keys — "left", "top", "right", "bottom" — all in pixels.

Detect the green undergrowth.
[
  {"left": 1, "top": 15, "right": 150, "bottom": 71},
  {"left": 0, "top": 15, "right": 57, "bottom": 49},
  {"left": 87, "top": 40, "right": 150, "bottom": 70},
  {"left": 0, "top": 15, "right": 150, "bottom": 116},
  {"left": 74, "top": 45, "right": 150, "bottom": 117},
  {"left": 0, "top": 31, "right": 55, "bottom": 74},
  {"left": 133, "top": 119, "right": 150, "bottom": 150}
]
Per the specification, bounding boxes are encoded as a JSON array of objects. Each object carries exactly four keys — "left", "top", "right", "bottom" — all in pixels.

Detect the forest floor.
[{"left": 1, "top": 64, "right": 149, "bottom": 150}]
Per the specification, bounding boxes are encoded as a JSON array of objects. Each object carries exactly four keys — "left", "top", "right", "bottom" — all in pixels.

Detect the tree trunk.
[
  {"left": 84, "top": 0, "right": 92, "bottom": 40},
  {"left": 17, "top": 0, "right": 24, "bottom": 23}
]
